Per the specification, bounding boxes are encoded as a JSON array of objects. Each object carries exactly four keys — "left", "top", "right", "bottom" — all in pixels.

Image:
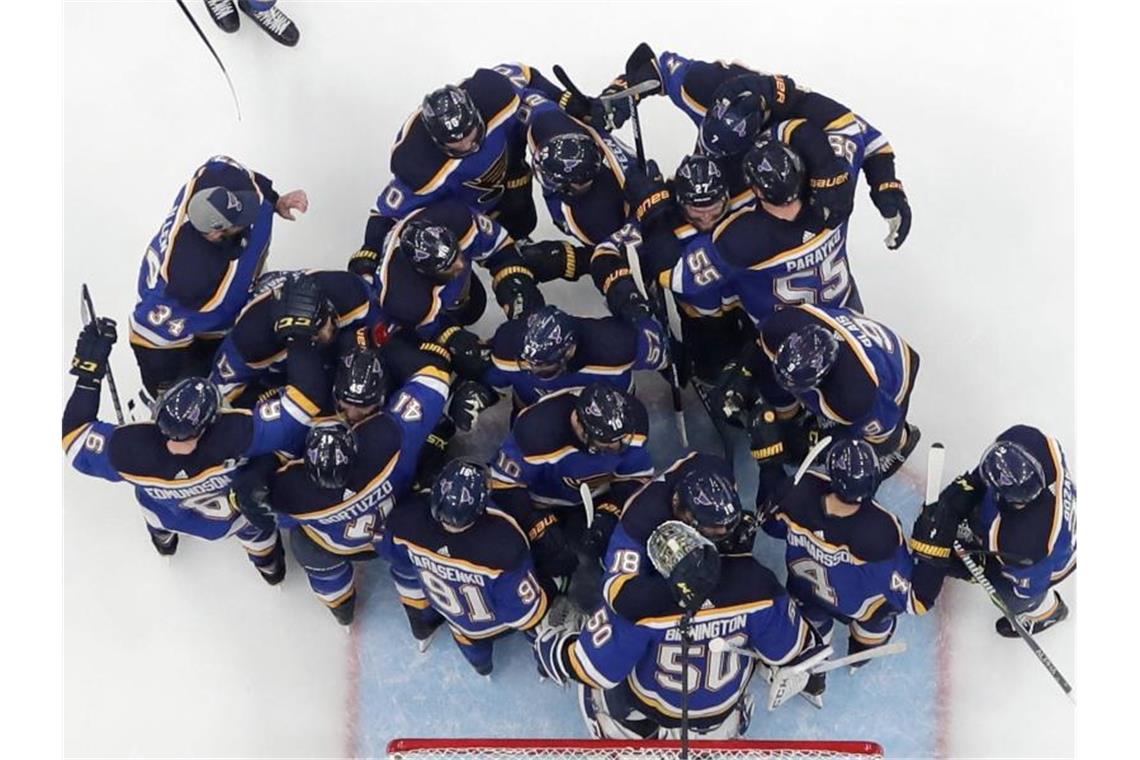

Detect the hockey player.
[
  {"left": 517, "top": 96, "right": 653, "bottom": 324},
  {"left": 234, "top": 346, "right": 452, "bottom": 624},
  {"left": 617, "top": 44, "right": 912, "bottom": 249},
  {"left": 381, "top": 460, "right": 550, "bottom": 675},
  {"left": 63, "top": 310, "right": 327, "bottom": 576},
  {"left": 202, "top": 0, "right": 300, "bottom": 47},
  {"left": 348, "top": 62, "right": 571, "bottom": 271},
  {"left": 450, "top": 305, "right": 669, "bottom": 430},
  {"left": 759, "top": 437, "right": 949, "bottom": 702},
  {"left": 210, "top": 270, "right": 376, "bottom": 404},
  {"left": 489, "top": 384, "right": 655, "bottom": 586},
  {"left": 600, "top": 451, "right": 754, "bottom": 573},
  {"left": 130, "top": 155, "right": 308, "bottom": 396},
  {"left": 718, "top": 303, "right": 921, "bottom": 477},
  {"left": 370, "top": 200, "right": 544, "bottom": 346},
  {"left": 534, "top": 520, "right": 830, "bottom": 739},
  {"left": 930, "top": 426, "right": 1076, "bottom": 636}
]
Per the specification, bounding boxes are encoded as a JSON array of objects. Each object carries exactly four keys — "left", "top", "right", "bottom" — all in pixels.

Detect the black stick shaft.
[
  {"left": 679, "top": 613, "right": 692, "bottom": 759},
  {"left": 174, "top": 0, "right": 241, "bottom": 121},
  {"left": 81, "top": 284, "right": 125, "bottom": 425},
  {"left": 953, "top": 541, "right": 1074, "bottom": 699}
]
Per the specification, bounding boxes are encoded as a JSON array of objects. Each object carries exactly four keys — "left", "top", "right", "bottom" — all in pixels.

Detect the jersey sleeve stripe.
[
  {"left": 824, "top": 112, "right": 857, "bottom": 131},
  {"left": 62, "top": 422, "right": 93, "bottom": 453},
  {"left": 283, "top": 385, "right": 322, "bottom": 419},
  {"left": 1045, "top": 436, "right": 1065, "bottom": 555},
  {"left": 680, "top": 86, "right": 707, "bottom": 117},
  {"left": 415, "top": 158, "right": 462, "bottom": 196},
  {"left": 410, "top": 370, "right": 452, "bottom": 399},
  {"left": 199, "top": 260, "right": 240, "bottom": 313},
  {"left": 569, "top": 642, "right": 611, "bottom": 690},
  {"left": 522, "top": 445, "right": 579, "bottom": 465}
]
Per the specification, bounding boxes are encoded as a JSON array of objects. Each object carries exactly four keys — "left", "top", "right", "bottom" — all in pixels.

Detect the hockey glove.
[
  {"left": 71, "top": 318, "right": 118, "bottom": 387},
  {"left": 528, "top": 513, "right": 580, "bottom": 579},
  {"left": 581, "top": 501, "right": 623, "bottom": 560},
  {"left": 624, "top": 161, "right": 672, "bottom": 231},
  {"left": 605, "top": 278, "right": 653, "bottom": 323},
  {"left": 591, "top": 79, "right": 634, "bottom": 130},
  {"left": 448, "top": 379, "right": 499, "bottom": 432},
  {"left": 720, "top": 511, "right": 760, "bottom": 555},
  {"left": 910, "top": 497, "right": 958, "bottom": 566},
  {"left": 228, "top": 455, "right": 278, "bottom": 532},
  {"left": 493, "top": 269, "right": 546, "bottom": 320},
  {"left": 747, "top": 404, "right": 787, "bottom": 469},
  {"left": 532, "top": 626, "right": 576, "bottom": 685},
  {"left": 440, "top": 327, "right": 490, "bottom": 380},
  {"left": 272, "top": 277, "right": 328, "bottom": 344},
  {"left": 413, "top": 416, "right": 456, "bottom": 492},
  {"left": 348, "top": 247, "right": 381, "bottom": 279},
  {"left": 517, "top": 240, "right": 586, "bottom": 283},
  {"left": 807, "top": 169, "right": 854, "bottom": 228},
  {"left": 870, "top": 181, "right": 911, "bottom": 250},
  {"left": 709, "top": 359, "right": 754, "bottom": 424}
]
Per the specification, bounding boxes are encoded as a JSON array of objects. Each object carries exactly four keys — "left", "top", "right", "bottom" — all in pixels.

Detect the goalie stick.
[
  {"left": 80, "top": 284, "right": 125, "bottom": 425},
  {"left": 928, "top": 444, "right": 1074, "bottom": 702}
]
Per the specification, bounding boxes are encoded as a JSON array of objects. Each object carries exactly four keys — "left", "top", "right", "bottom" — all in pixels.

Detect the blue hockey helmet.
[
  {"left": 520, "top": 305, "right": 578, "bottom": 378},
  {"left": 335, "top": 346, "right": 388, "bottom": 413},
  {"left": 979, "top": 439, "right": 1047, "bottom": 506},
  {"left": 421, "top": 84, "right": 486, "bottom": 157},
  {"left": 773, "top": 324, "right": 840, "bottom": 395},
  {"left": 399, "top": 218, "right": 461, "bottom": 282},
  {"left": 154, "top": 377, "right": 221, "bottom": 441},
  {"left": 672, "top": 463, "right": 743, "bottom": 540},
  {"left": 743, "top": 137, "right": 806, "bottom": 206},
  {"left": 430, "top": 459, "right": 489, "bottom": 531},
  {"left": 825, "top": 439, "right": 880, "bottom": 503},
  {"left": 698, "top": 76, "right": 769, "bottom": 159},
  {"left": 534, "top": 133, "right": 603, "bottom": 197},
  {"left": 573, "top": 382, "right": 636, "bottom": 453},
  {"left": 304, "top": 421, "right": 357, "bottom": 490}
]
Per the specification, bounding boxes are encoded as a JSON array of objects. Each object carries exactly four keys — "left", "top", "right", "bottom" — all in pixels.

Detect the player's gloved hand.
[
  {"left": 938, "top": 471, "right": 984, "bottom": 523},
  {"left": 449, "top": 380, "right": 499, "bottom": 433},
  {"left": 870, "top": 181, "right": 911, "bottom": 250},
  {"left": 624, "top": 42, "right": 663, "bottom": 96},
  {"left": 228, "top": 458, "right": 277, "bottom": 532},
  {"left": 766, "top": 643, "right": 833, "bottom": 711},
  {"left": 591, "top": 79, "right": 634, "bottom": 130},
  {"left": 529, "top": 513, "right": 580, "bottom": 579},
  {"left": 624, "top": 160, "right": 672, "bottom": 231},
  {"left": 532, "top": 626, "right": 575, "bottom": 685},
  {"left": 807, "top": 170, "right": 854, "bottom": 227},
  {"left": 71, "top": 317, "right": 118, "bottom": 387},
  {"left": 348, "top": 248, "right": 381, "bottom": 279},
  {"left": 273, "top": 276, "right": 328, "bottom": 344},
  {"left": 413, "top": 416, "right": 456, "bottom": 492},
  {"left": 747, "top": 404, "right": 787, "bottom": 469},
  {"left": 721, "top": 511, "right": 759, "bottom": 554},
  {"left": 709, "top": 359, "right": 754, "bottom": 424},
  {"left": 517, "top": 240, "right": 585, "bottom": 283},
  {"left": 582, "top": 501, "right": 622, "bottom": 560},
  {"left": 557, "top": 87, "right": 595, "bottom": 123},
  {"left": 910, "top": 494, "right": 958, "bottom": 565},
  {"left": 605, "top": 278, "right": 653, "bottom": 323},
  {"left": 440, "top": 327, "right": 490, "bottom": 379},
  {"left": 493, "top": 269, "right": 546, "bottom": 320}
]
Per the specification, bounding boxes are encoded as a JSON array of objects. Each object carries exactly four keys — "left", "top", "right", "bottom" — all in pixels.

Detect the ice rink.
[{"left": 63, "top": 1, "right": 1074, "bottom": 757}]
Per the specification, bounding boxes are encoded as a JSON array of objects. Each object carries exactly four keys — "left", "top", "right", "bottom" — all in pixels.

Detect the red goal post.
[{"left": 386, "top": 738, "right": 886, "bottom": 759}]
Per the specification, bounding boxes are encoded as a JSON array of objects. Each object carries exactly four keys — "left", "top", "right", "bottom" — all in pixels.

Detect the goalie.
[{"left": 533, "top": 521, "right": 829, "bottom": 740}]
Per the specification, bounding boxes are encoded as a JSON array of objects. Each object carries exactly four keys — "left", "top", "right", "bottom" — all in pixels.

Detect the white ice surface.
[{"left": 64, "top": 1, "right": 1074, "bottom": 757}]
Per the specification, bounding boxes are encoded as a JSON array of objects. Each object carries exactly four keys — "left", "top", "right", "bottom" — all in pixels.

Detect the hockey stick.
[
  {"left": 794, "top": 435, "right": 833, "bottom": 485},
  {"left": 174, "top": 0, "right": 242, "bottom": 122},
  {"left": 709, "top": 636, "right": 906, "bottom": 673},
  {"left": 953, "top": 541, "right": 1075, "bottom": 702},
  {"left": 579, "top": 482, "right": 595, "bottom": 529},
  {"left": 679, "top": 612, "right": 693, "bottom": 760},
  {"left": 80, "top": 284, "right": 125, "bottom": 425}
]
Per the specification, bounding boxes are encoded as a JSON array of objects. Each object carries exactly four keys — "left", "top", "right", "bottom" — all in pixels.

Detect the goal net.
[{"left": 386, "top": 738, "right": 886, "bottom": 759}]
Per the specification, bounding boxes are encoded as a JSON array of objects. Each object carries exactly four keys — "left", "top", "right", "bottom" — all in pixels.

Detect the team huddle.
[{"left": 62, "top": 43, "right": 1077, "bottom": 741}]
